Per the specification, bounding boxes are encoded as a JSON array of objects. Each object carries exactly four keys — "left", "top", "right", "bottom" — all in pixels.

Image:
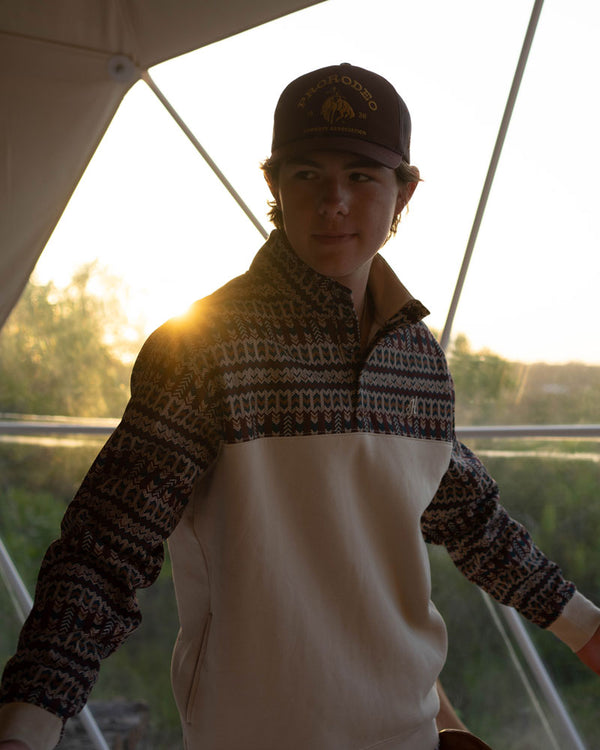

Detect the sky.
[{"left": 34, "top": 0, "right": 600, "bottom": 364}]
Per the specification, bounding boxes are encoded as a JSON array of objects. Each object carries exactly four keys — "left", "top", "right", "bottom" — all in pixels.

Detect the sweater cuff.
[
  {"left": 546, "top": 591, "right": 600, "bottom": 652},
  {"left": 0, "top": 702, "right": 62, "bottom": 750}
]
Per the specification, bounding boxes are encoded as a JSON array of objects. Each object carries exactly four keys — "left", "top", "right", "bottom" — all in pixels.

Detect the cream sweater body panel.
[{"left": 169, "top": 431, "right": 452, "bottom": 750}]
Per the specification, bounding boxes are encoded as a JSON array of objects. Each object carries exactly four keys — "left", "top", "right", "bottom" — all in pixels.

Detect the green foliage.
[
  {"left": 0, "top": 264, "right": 143, "bottom": 418},
  {"left": 433, "top": 449, "right": 600, "bottom": 749},
  {"left": 483, "top": 454, "right": 600, "bottom": 595},
  {"left": 503, "top": 362, "right": 600, "bottom": 425},
  {"left": 448, "top": 334, "right": 520, "bottom": 424},
  {"left": 0, "top": 442, "right": 181, "bottom": 744},
  {"left": 448, "top": 335, "right": 600, "bottom": 425}
]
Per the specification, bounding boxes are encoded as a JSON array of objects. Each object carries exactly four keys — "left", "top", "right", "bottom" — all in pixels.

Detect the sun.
[{"left": 139, "top": 291, "right": 196, "bottom": 336}]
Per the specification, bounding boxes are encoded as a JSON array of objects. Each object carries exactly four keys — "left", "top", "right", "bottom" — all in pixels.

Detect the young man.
[{"left": 1, "top": 63, "right": 599, "bottom": 750}]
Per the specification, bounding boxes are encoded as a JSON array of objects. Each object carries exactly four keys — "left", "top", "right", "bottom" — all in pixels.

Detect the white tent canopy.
[{"left": 0, "top": 0, "right": 324, "bottom": 329}]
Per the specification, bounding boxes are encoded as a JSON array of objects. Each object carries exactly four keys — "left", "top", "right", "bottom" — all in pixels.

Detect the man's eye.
[
  {"left": 350, "top": 172, "right": 372, "bottom": 182},
  {"left": 295, "top": 170, "right": 317, "bottom": 180}
]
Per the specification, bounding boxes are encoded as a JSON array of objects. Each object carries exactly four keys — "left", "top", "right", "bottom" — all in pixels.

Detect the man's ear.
[{"left": 396, "top": 181, "right": 418, "bottom": 214}]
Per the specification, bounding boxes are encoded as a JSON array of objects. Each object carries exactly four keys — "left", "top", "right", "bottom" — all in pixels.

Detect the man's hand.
[{"left": 576, "top": 624, "right": 600, "bottom": 675}]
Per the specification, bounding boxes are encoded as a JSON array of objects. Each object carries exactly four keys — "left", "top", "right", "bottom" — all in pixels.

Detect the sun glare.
[{"left": 141, "top": 294, "right": 195, "bottom": 334}]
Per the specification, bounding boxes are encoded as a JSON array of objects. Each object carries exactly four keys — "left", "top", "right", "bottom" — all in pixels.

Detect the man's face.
[{"left": 274, "top": 150, "right": 410, "bottom": 294}]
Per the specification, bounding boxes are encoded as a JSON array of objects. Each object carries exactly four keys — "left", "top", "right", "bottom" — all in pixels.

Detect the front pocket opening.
[{"left": 185, "top": 612, "right": 213, "bottom": 724}]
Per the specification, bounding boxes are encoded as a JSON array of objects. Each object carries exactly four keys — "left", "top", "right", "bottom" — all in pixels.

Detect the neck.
[
  {"left": 353, "top": 286, "right": 367, "bottom": 319},
  {"left": 344, "top": 270, "right": 370, "bottom": 317}
]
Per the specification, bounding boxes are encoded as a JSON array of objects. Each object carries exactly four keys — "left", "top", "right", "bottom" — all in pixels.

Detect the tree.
[
  {"left": 448, "top": 334, "right": 520, "bottom": 424},
  {"left": 0, "top": 264, "right": 143, "bottom": 417}
]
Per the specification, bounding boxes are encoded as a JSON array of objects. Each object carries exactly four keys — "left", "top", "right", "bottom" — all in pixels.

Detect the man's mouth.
[{"left": 311, "top": 232, "right": 356, "bottom": 244}]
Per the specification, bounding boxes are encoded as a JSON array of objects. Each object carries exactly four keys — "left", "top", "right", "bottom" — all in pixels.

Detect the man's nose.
[{"left": 318, "top": 178, "right": 349, "bottom": 217}]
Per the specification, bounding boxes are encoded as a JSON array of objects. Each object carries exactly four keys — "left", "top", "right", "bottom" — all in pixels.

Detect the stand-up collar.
[
  {"left": 249, "top": 230, "right": 349, "bottom": 313},
  {"left": 249, "top": 230, "right": 430, "bottom": 327}
]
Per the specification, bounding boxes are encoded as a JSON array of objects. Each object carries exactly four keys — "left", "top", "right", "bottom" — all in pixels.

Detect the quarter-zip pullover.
[{"left": 1, "top": 231, "right": 598, "bottom": 750}]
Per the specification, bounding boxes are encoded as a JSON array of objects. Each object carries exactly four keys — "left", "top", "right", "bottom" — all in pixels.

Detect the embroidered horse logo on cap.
[{"left": 321, "top": 90, "right": 355, "bottom": 125}]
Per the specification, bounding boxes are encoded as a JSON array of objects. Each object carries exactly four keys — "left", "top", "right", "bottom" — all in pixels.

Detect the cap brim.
[{"left": 271, "top": 136, "right": 405, "bottom": 169}]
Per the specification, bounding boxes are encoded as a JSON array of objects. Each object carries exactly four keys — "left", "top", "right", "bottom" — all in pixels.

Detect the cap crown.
[{"left": 271, "top": 63, "right": 411, "bottom": 168}]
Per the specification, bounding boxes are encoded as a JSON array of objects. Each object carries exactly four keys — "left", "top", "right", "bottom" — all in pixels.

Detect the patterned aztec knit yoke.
[
  {"left": 211, "top": 233, "right": 452, "bottom": 444},
  {"left": 0, "top": 231, "right": 575, "bottom": 727}
]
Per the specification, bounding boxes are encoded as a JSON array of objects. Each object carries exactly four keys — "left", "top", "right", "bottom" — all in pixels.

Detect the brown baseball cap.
[{"left": 270, "top": 63, "right": 412, "bottom": 168}]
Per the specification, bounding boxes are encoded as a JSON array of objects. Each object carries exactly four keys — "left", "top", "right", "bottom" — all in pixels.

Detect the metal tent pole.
[
  {"left": 439, "top": 0, "right": 545, "bottom": 351},
  {"left": 141, "top": 70, "right": 269, "bottom": 240},
  {"left": 434, "top": 2, "right": 587, "bottom": 743},
  {"left": 482, "top": 595, "right": 561, "bottom": 750},
  {"left": 497, "top": 603, "right": 587, "bottom": 750},
  {"left": 482, "top": 594, "right": 587, "bottom": 749}
]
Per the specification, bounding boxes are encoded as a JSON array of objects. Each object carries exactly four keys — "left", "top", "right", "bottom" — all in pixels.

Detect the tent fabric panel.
[
  {"left": 0, "top": 0, "right": 326, "bottom": 329},
  {"left": 127, "top": 0, "right": 327, "bottom": 69},
  {"left": 0, "top": 32, "right": 134, "bottom": 327},
  {"left": 0, "top": 0, "right": 132, "bottom": 55},
  {"left": 0, "top": 0, "right": 326, "bottom": 68}
]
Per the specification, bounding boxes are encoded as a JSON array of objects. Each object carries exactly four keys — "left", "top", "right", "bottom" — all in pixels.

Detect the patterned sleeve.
[
  {"left": 0, "top": 317, "right": 221, "bottom": 722},
  {"left": 421, "top": 437, "right": 575, "bottom": 627}
]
